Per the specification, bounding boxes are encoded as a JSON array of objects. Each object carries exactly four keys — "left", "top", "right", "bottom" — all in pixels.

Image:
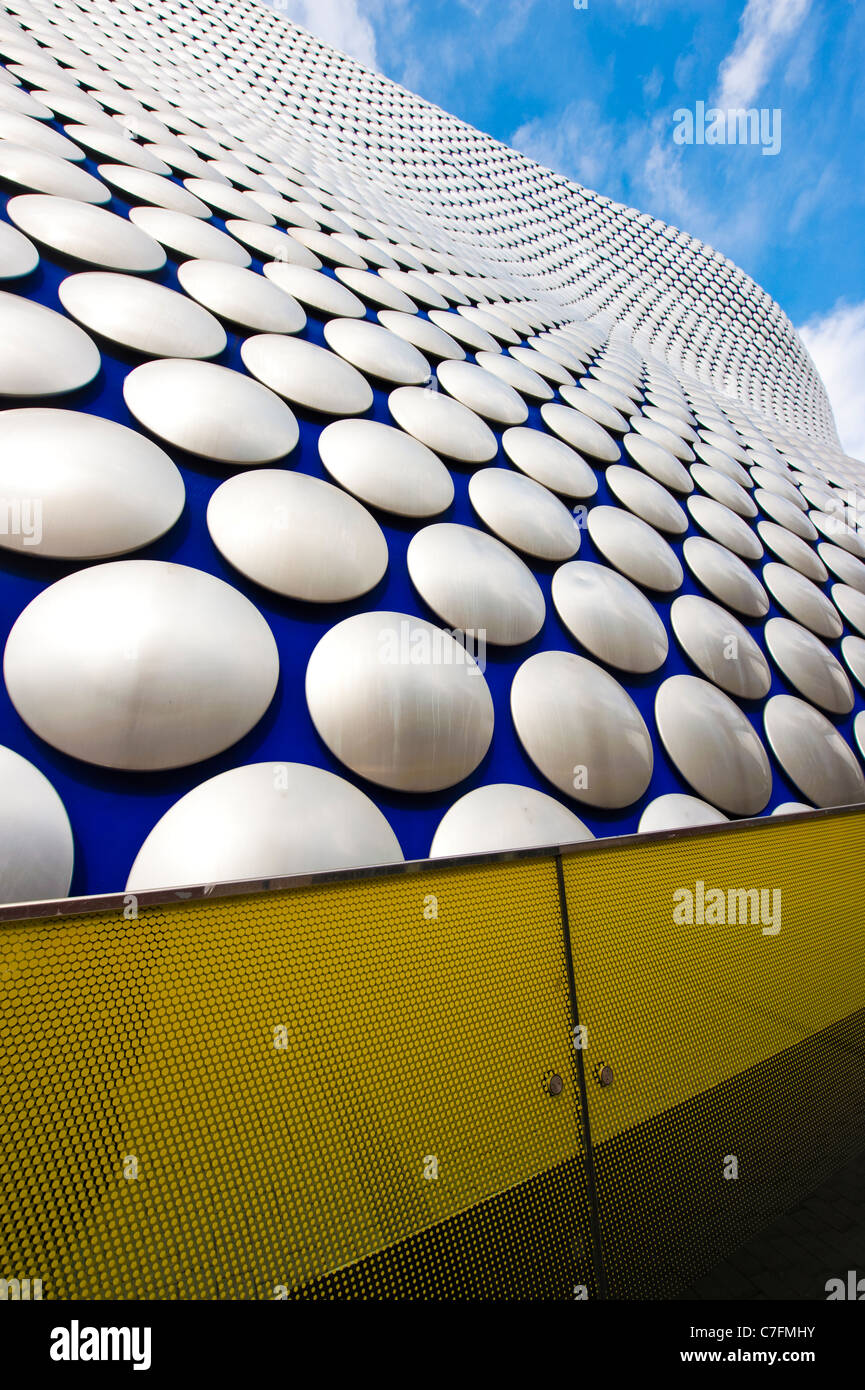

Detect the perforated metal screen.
[{"left": 1, "top": 809, "right": 864, "bottom": 1300}]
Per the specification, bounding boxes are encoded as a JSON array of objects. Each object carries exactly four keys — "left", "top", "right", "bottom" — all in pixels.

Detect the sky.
[{"left": 262, "top": 0, "right": 865, "bottom": 460}]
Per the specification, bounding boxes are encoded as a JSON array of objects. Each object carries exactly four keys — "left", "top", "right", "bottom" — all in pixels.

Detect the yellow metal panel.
[
  {"left": 1, "top": 858, "right": 586, "bottom": 1299},
  {"left": 562, "top": 811, "right": 865, "bottom": 1146}
]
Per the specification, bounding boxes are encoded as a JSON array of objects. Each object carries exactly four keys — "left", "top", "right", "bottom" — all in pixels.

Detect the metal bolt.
[
  {"left": 598, "top": 1064, "right": 614, "bottom": 1087},
  {"left": 548, "top": 1073, "right": 563, "bottom": 1096}
]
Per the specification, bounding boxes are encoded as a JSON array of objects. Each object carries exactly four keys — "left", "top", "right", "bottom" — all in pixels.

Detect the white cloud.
[
  {"left": 716, "top": 0, "right": 811, "bottom": 108},
  {"left": 511, "top": 100, "right": 619, "bottom": 192},
  {"left": 799, "top": 300, "right": 865, "bottom": 462},
  {"left": 262, "top": 0, "right": 380, "bottom": 67}
]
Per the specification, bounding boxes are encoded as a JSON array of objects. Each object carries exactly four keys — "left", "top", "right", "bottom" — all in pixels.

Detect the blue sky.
[{"left": 264, "top": 0, "right": 865, "bottom": 459}]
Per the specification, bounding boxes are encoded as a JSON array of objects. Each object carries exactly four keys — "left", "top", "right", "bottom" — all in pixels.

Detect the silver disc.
[
  {"left": 683, "top": 536, "right": 769, "bottom": 617},
  {"left": 430, "top": 783, "right": 593, "bottom": 857},
  {"left": 207, "top": 469, "right": 387, "bottom": 602},
  {"left": 763, "top": 562, "right": 843, "bottom": 639},
  {"left": 240, "top": 334, "right": 373, "bottom": 416},
  {"left": 764, "top": 616, "right": 854, "bottom": 714},
  {"left": 0, "top": 290, "right": 100, "bottom": 397},
  {"left": 305, "top": 611, "right": 494, "bottom": 793},
  {"left": 763, "top": 695, "right": 865, "bottom": 807},
  {"left": 123, "top": 358, "right": 299, "bottom": 464},
  {"left": 3, "top": 561, "right": 279, "bottom": 770},
  {"left": 655, "top": 674, "right": 772, "bottom": 815},
  {"left": 437, "top": 359, "right": 528, "bottom": 425},
  {"left": 318, "top": 417, "right": 453, "bottom": 518},
  {"left": 388, "top": 385, "right": 497, "bottom": 464},
  {"left": 377, "top": 308, "right": 465, "bottom": 361},
  {"left": 58, "top": 270, "right": 227, "bottom": 358},
  {"left": 622, "top": 432, "right": 693, "bottom": 492},
  {"left": 605, "top": 464, "right": 687, "bottom": 534},
  {"left": 670, "top": 594, "right": 771, "bottom": 699},
  {"left": 690, "top": 462, "right": 756, "bottom": 517},
  {"left": 587, "top": 505, "right": 683, "bottom": 592},
  {"left": 262, "top": 262, "right": 365, "bottom": 317},
  {"left": 638, "top": 793, "right": 729, "bottom": 833},
  {"left": 176, "top": 259, "right": 306, "bottom": 333},
  {"left": 129, "top": 205, "right": 251, "bottom": 266},
  {"left": 7, "top": 193, "right": 165, "bottom": 271},
  {"left": 501, "top": 426, "right": 597, "bottom": 500},
  {"left": 510, "top": 650, "right": 653, "bottom": 808},
  {"left": 0, "top": 745, "right": 74, "bottom": 905},
  {"left": 552, "top": 560, "right": 668, "bottom": 673},
  {"left": 841, "top": 634, "right": 865, "bottom": 689},
  {"left": 0, "top": 141, "right": 109, "bottom": 202},
  {"left": 407, "top": 522, "right": 545, "bottom": 646},
  {"left": 126, "top": 762, "right": 403, "bottom": 892},
  {"left": 832, "top": 582, "right": 865, "bottom": 637},
  {"left": 819, "top": 543, "right": 865, "bottom": 592},
  {"left": 476, "top": 349, "right": 553, "bottom": 402},
  {"left": 756, "top": 520, "right": 827, "bottom": 581},
  {"left": 322, "top": 317, "right": 430, "bottom": 385},
  {"left": 687, "top": 495, "right": 763, "bottom": 560},
  {"left": 469, "top": 467, "right": 580, "bottom": 560},
  {"left": 0, "top": 408, "right": 184, "bottom": 558},
  {"left": 0, "top": 218, "right": 38, "bottom": 278},
  {"left": 540, "top": 402, "right": 619, "bottom": 462}
]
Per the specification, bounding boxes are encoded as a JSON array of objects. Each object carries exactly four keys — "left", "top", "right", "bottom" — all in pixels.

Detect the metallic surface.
[
  {"left": 670, "top": 594, "right": 771, "bottom": 699},
  {"left": 0, "top": 745, "right": 74, "bottom": 905},
  {"left": 540, "top": 402, "right": 619, "bottom": 462},
  {"left": 763, "top": 561, "right": 843, "bottom": 639},
  {"left": 240, "top": 334, "right": 373, "bottom": 416},
  {"left": 764, "top": 616, "right": 854, "bottom": 715},
  {"left": 655, "top": 674, "right": 772, "bottom": 814},
  {"left": 437, "top": 358, "right": 529, "bottom": 425},
  {"left": 318, "top": 417, "right": 453, "bottom": 518},
  {"left": 687, "top": 494, "right": 764, "bottom": 560},
  {"left": 682, "top": 535, "right": 769, "bottom": 617},
  {"left": 7, "top": 193, "right": 165, "bottom": 270},
  {"left": 176, "top": 258, "right": 307, "bottom": 334},
  {"left": 469, "top": 467, "right": 580, "bottom": 561},
  {"left": 501, "top": 425, "right": 597, "bottom": 500},
  {"left": 430, "top": 783, "right": 593, "bottom": 857},
  {"left": 763, "top": 696, "right": 865, "bottom": 807},
  {"left": 3, "top": 561, "right": 279, "bottom": 770},
  {"left": 305, "top": 611, "right": 495, "bottom": 792},
  {"left": 552, "top": 561, "right": 668, "bottom": 674},
  {"left": 127, "top": 763, "right": 404, "bottom": 892},
  {"left": 605, "top": 464, "right": 687, "bottom": 535},
  {"left": 58, "top": 270, "right": 227, "bottom": 358},
  {"left": 407, "top": 522, "right": 545, "bottom": 646},
  {"left": 511, "top": 650, "right": 653, "bottom": 808},
  {"left": 638, "top": 793, "right": 729, "bottom": 833},
  {"left": 0, "top": 288, "right": 100, "bottom": 396},
  {"left": 0, "top": 408, "right": 184, "bottom": 559},
  {"left": 388, "top": 385, "right": 497, "bottom": 464},
  {"left": 587, "top": 505, "right": 683, "bottom": 592},
  {"left": 124, "top": 358, "right": 299, "bottom": 464},
  {"left": 322, "top": 317, "right": 430, "bottom": 386},
  {"left": 207, "top": 469, "right": 387, "bottom": 603},
  {"left": 128, "top": 205, "right": 251, "bottom": 266}
]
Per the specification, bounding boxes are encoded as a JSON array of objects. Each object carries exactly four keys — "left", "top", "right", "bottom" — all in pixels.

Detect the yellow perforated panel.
[
  {"left": 3, "top": 809, "right": 864, "bottom": 1301},
  {"left": 562, "top": 809, "right": 865, "bottom": 1298},
  {"left": 0, "top": 858, "right": 594, "bottom": 1300},
  {"left": 562, "top": 812, "right": 865, "bottom": 1145}
]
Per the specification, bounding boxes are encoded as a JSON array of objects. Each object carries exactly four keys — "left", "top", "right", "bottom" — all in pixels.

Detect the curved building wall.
[{"left": 0, "top": 0, "right": 863, "bottom": 901}]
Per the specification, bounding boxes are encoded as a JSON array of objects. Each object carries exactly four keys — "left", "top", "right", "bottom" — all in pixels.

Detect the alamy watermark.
[
  {"left": 0, "top": 498, "right": 42, "bottom": 547},
  {"left": 377, "top": 619, "right": 487, "bottom": 674},
  {"left": 673, "top": 101, "right": 781, "bottom": 157},
  {"left": 673, "top": 879, "right": 781, "bottom": 936}
]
